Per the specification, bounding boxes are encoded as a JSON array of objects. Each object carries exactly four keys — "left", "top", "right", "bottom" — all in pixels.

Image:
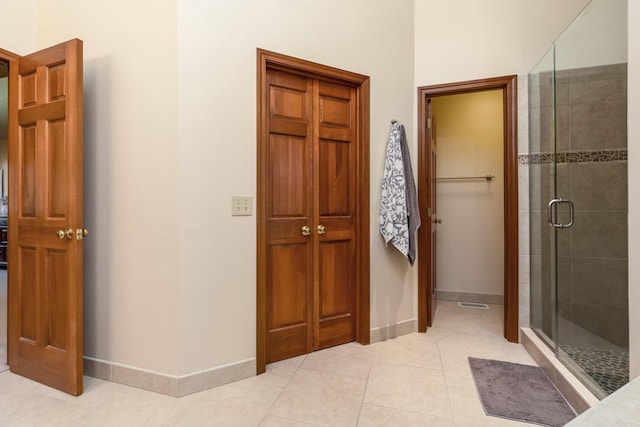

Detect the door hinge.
[
  {"left": 427, "top": 207, "right": 432, "bottom": 217},
  {"left": 427, "top": 118, "right": 431, "bottom": 129}
]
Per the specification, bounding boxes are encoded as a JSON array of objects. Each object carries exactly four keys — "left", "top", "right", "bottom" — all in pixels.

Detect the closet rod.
[{"left": 435, "top": 174, "right": 495, "bottom": 182}]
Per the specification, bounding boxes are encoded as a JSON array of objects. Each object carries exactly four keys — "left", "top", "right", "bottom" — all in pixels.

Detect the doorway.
[
  {"left": 256, "top": 50, "right": 370, "bottom": 374},
  {"left": 417, "top": 76, "right": 519, "bottom": 342}
]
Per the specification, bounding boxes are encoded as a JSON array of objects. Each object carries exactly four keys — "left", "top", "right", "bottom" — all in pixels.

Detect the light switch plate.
[{"left": 231, "top": 196, "right": 252, "bottom": 216}]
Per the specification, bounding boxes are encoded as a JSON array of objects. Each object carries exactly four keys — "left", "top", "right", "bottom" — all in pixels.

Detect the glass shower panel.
[
  {"left": 528, "top": 48, "right": 557, "bottom": 350},
  {"left": 552, "top": 0, "right": 628, "bottom": 398}
]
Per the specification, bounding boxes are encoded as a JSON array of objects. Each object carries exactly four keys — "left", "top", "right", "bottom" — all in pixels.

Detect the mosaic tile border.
[{"left": 519, "top": 149, "right": 627, "bottom": 166}]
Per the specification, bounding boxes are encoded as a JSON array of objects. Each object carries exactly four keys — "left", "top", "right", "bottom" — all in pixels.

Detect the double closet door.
[{"left": 262, "top": 68, "right": 358, "bottom": 364}]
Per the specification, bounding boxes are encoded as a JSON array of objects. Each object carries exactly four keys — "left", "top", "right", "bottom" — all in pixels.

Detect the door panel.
[
  {"left": 21, "top": 126, "right": 37, "bottom": 216},
  {"left": 7, "top": 39, "right": 84, "bottom": 396},
  {"left": 265, "top": 70, "right": 314, "bottom": 363},
  {"left": 270, "top": 135, "right": 307, "bottom": 217},
  {"left": 315, "top": 81, "right": 356, "bottom": 349},
  {"left": 318, "top": 139, "right": 350, "bottom": 215},
  {"left": 318, "top": 240, "right": 354, "bottom": 348},
  {"left": 267, "top": 244, "right": 311, "bottom": 362}
]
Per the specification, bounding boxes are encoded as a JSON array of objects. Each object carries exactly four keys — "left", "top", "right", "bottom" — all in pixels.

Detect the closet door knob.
[
  {"left": 317, "top": 225, "right": 326, "bottom": 235},
  {"left": 433, "top": 218, "right": 443, "bottom": 224},
  {"left": 301, "top": 226, "right": 311, "bottom": 236},
  {"left": 56, "top": 228, "right": 73, "bottom": 240}
]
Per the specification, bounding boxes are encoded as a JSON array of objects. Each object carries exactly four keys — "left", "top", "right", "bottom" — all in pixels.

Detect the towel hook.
[{"left": 391, "top": 119, "right": 398, "bottom": 125}]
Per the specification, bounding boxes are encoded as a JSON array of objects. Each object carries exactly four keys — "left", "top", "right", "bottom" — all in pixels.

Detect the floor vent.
[{"left": 458, "top": 302, "right": 490, "bottom": 309}]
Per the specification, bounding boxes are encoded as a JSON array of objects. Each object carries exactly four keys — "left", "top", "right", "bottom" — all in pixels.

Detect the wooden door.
[
  {"left": 426, "top": 101, "right": 437, "bottom": 326},
  {"left": 259, "top": 60, "right": 362, "bottom": 367},
  {"left": 315, "top": 81, "right": 357, "bottom": 349},
  {"left": 7, "top": 39, "right": 85, "bottom": 396},
  {"left": 263, "top": 69, "right": 314, "bottom": 363}
]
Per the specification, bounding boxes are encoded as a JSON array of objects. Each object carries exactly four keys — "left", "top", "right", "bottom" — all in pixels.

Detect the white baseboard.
[
  {"left": 436, "top": 290, "right": 503, "bottom": 305},
  {"left": 83, "top": 356, "right": 256, "bottom": 397},
  {"left": 370, "top": 318, "right": 417, "bottom": 344}
]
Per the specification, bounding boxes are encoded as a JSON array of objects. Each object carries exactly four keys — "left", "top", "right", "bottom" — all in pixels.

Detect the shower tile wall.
[{"left": 528, "top": 63, "right": 628, "bottom": 351}]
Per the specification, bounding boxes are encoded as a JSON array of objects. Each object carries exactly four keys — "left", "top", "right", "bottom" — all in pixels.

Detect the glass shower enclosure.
[{"left": 528, "top": 0, "right": 628, "bottom": 398}]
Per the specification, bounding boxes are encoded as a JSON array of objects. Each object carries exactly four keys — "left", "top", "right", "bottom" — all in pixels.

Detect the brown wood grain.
[
  {"left": 257, "top": 50, "right": 370, "bottom": 373},
  {"left": 6, "top": 39, "right": 84, "bottom": 395}
]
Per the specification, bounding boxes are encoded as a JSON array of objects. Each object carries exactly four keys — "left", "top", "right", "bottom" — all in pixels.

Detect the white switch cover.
[{"left": 231, "top": 196, "right": 252, "bottom": 216}]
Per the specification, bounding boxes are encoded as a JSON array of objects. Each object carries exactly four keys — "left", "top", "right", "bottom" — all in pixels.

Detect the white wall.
[
  {"left": 2, "top": 0, "right": 35, "bottom": 54},
  {"left": 176, "top": 0, "right": 416, "bottom": 373},
  {"left": 32, "top": 0, "right": 182, "bottom": 374},
  {"left": 628, "top": 0, "right": 639, "bottom": 380},
  {"left": 414, "top": 0, "right": 591, "bottom": 87},
  {"left": 555, "top": 0, "right": 628, "bottom": 70},
  {"left": 433, "top": 91, "right": 504, "bottom": 296}
]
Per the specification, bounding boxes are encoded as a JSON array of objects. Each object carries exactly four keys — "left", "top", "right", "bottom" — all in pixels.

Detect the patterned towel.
[{"left": 380, "top": 123, "right": 410, "bottom": 259}]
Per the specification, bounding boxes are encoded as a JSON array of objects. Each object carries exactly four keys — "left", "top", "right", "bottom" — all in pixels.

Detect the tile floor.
[{"left": 1, "top": 301, "right": 541, "bottom": 426}]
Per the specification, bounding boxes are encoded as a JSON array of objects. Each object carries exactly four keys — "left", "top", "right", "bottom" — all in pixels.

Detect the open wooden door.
[
  {"left": 425, "top": 101, "right": 437, "bottom": 326},
  {"left": 6, "top": 39, "right": 85, "bottom": 396}
]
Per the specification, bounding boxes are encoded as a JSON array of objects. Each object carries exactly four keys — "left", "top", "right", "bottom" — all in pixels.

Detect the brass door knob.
[
  {"left": 433, "top": 218, "right": 443, "bottom": 224},
  {"left": 317, "top": 225, "right": 326, "bottom": 234},
  {"left": 57, "top": 229, "right": 73, "bottom": 240},
  {"left": 301, "top": 226, "right": 311, "bottom": 236}
]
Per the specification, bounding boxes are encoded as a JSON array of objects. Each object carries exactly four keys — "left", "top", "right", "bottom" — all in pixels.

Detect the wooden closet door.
[
  {"left": 264, "top": 69, "right": 314, "bottom": 363},
  {"left": 314, "top": 81, "right": 357, "bottom": 349},
  {"left": 263, "top": 70, "right": 358, "bottom": 362}
]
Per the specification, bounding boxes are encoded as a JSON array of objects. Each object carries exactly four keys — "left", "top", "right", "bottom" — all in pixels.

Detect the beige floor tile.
[
  {"left": 357, "top": 404, "right": 454, "bottom": 427},
  {"left": 443, "top": 364, "right": 478, "bottom": 397},
  {"left": 0, "top": 297, "right": 568, "bottom": 427},
  {"left": 163, "top": 376, "right": 283, "bottom": 427},
  {"left": 261, "top": 355, "right": 306, "bottom": 387},
  {"left": 372, "top": 332, "right": 442, "bottom": 370},
  {"left": 449, "top": 393, "right": 533, "bottom": 427},
  {"left": 364, "top": 362, "right": 451, "bottom": 419},
  {"left": 268, "top": 368, "right": 366, "bottom": 426},
  {"left": 0, "top": 390, "right": 93, "bottom": 426},
  {"left": 301, "top": 342, "right": 374, "bottom": 379},
  {"left": 260, "top": 414, "right": 321, "bottom": 426}
]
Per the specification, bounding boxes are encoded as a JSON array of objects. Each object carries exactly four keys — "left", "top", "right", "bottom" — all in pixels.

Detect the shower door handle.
[{"left": 548, "top": 198, "right": 574, "bottom": 229}]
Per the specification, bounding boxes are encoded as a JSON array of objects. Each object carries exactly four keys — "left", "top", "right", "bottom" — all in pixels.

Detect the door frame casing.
[
  {"left": 417, "top": 75, "right": 519, "bottom": 342},
  {"left": 0, "top": 48, "right": 19, "bottom": 367},
  {"left": 256, "top": 49, "right": 370, "bottom": 374}
]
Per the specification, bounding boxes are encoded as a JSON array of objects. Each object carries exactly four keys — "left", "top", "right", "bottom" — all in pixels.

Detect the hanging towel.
[
  {"left": 380, "top": 123, "right": 410, "bottom": 259},
  {"left": 399, "top": 124, "right": 421, "bottom": 265}
]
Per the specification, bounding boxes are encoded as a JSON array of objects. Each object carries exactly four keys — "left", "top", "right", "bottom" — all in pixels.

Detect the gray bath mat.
[{"left": 468, "top": 357, "right": 576, "bottom": 426}]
